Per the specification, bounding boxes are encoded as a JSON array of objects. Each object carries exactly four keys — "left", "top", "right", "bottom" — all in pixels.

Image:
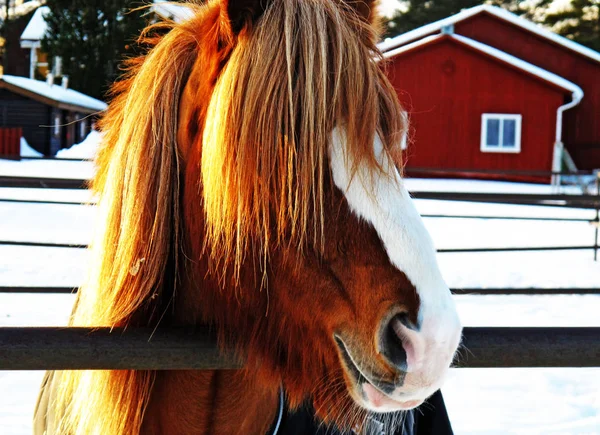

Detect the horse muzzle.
[{"left": 334, "top": 305, "right": 461, "bottom": 413}]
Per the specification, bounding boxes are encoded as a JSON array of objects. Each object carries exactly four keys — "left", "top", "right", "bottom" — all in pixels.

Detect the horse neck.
[
  {"left": 138, "top": 147, "right": 279, "bottom": 434},
  {"left": 142, "top": 370, "right": 279, "bottom": 435}
]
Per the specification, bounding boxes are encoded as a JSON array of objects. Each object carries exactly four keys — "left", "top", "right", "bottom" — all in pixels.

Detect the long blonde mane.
[
  {"left": 202, "top": 0, "right": 404, "bottom": 283},
  {"left": 49, "top": 1, "right": 405, "bottom": 434}
]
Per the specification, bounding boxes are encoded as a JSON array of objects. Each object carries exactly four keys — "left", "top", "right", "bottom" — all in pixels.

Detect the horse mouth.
[{"left": 333, "top": 335, "right": 423, "bottom": 412}]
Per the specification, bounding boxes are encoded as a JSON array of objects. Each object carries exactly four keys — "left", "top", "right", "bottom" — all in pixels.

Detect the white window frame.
[{"left": 480, "top": 114, "right": 522, "bottom": 154}]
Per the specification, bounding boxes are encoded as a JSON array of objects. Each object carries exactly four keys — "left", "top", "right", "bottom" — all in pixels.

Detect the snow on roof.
[
  {"left": 152, "top": 0, "right": 194, "bottom": 23},
  {"left": 20, "top": 6, "right": 49, "bottom": 43},
  {"left": 384, "top": 33, "right": 584, "bottom": 99},
  {"left": 0, "top": 75, "right": 108, "bottom": 112},
  {"left": 378, "top": 5, "right": 600, "bottom": 64}
]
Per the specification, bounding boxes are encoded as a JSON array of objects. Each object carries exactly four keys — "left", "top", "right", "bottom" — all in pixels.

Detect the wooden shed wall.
[
  {"left": 0, "top": 89, "right": 50, "bottom": 155},
  {"left": 385, "top": 38, "right": 566, "bottom": 179},
  {"left": 455, "top": 12, "right": 600, "bottom": 169}
]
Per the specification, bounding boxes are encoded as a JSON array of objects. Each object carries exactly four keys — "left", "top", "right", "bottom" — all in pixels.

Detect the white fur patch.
[{"left": 329, "top": 129, "right": 461, "bottom": 400}]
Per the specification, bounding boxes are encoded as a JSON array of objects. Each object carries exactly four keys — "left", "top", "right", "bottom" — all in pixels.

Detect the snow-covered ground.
[{"left": 1, "top": 142, "right": 599, "bottom": 434}]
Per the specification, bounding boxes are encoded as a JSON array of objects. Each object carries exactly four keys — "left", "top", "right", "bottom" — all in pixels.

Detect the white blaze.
[{"left": 329, "top": 128, "right": 461, "bottom": 401}]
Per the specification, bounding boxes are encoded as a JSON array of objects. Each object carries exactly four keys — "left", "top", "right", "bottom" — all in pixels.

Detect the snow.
[
  {"left": 19, "top": 6, "right": 49, "bottom": 44},
  {"left": 0, "top": 157, "right": 94, "bottom": 180},
  {"left": 1, "top": 170, "right": 600, "bottom": 434},
  {"left": 377, "top": 4, "right": 600, "bottom": 65},
  {"left": 56, "top": 131, "right": 102, "bottom": 160},
  {"left": 152, "top": 0, "right": 195, "bottom": 23},
  {"left": 1, "top": 75, "right": 108, "bottom": 113},
  {"left": 19, "top": 138, "right": 42, "bottom": 158}
]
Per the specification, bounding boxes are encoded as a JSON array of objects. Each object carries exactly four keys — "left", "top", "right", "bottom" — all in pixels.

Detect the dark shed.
[{"left": 0, "top": 74, "right": 106, "bottom": 156}]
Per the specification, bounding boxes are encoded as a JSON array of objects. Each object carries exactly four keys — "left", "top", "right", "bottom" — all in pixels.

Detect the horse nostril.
[{"left": 379, "top": 313, "right": 413, "bottom": 372}]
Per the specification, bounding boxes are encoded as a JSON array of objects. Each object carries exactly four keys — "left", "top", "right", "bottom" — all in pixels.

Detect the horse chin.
[{"left": 333, "top": 335, "right": 428, "bottom": 414}]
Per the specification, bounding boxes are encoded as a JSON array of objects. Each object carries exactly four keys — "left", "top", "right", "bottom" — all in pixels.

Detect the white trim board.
[
  {"left": 383, "top": 33, "right": 584, "bottom": 99},
  {"left": 378, "top": 5, "right": 600, "bottom": 65}
]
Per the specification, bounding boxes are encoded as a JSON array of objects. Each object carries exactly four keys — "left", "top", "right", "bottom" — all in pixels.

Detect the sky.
[{"left": 380, "top": 0, "right": 403, "bottom": 16}]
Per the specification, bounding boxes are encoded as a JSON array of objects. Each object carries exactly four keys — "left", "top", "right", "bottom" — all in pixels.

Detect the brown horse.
[{"left": 34, "top": 1, "right": 461, "bottom": 434}]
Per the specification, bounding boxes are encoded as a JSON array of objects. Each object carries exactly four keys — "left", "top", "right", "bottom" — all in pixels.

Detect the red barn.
[{"left": 380, "top": 5, "right": 600, "bottom": 180}]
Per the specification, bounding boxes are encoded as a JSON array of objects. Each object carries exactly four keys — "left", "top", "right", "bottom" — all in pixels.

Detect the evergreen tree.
[
  {"left": 385, "top": 0, "right": 484, "bottom": 37},
  {"left": 41, "top": 1, "right": 149, "bottom": 100},
  {"left": 539, "top": 0, "right": 600, "bottom": 51}
]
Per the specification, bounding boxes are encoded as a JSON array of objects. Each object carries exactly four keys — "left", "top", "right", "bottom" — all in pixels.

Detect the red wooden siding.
[
  {"left": 0, "top": 127, "right": 22, "bottom": 159},
  {"left": 385, "top": 37, "right": 567, "bottom": 180},
  {"left": 455, "top": 12, "right": 600, "bottom": 169}
]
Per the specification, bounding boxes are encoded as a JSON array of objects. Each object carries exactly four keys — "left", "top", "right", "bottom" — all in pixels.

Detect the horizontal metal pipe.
[
  {"left": 2, "top": 287, "right": 600, "bottom": 295},
  {"left": 0, "top": 327, "right": 598, "bottom": 370},
  {"left": 0, "top": 240, "right": 88, "bottom": 249},
  {"left": 406, "top": 167, "right": 594, "bottom": 177},
  {"left": 411, "top": 191, "right": 600, "bottom": 209},
  {"left": 422, "top": 214, "right": 593, "bottom": 223},
  {"left": 16, "top": 156, "right": 92, "bottom": 162},
  {"left": 455, "top": 327, "right": 600, "bottom": 368},
  {"left": 0, "top": 327, "right": 242, "bottom": 371},
  {"left": 1, "top": 241, "right": 593, "bottom": 254},
  {"left": 0, "top": 198, "right": 93, "bottom": 206},
  {"left": 0, "top": 198, "right": 593, "bottom": 220},
  {"left": 0, "top": 176, "right": 87, "bottom": 189},
  {"left": 438, "top": 245, "right": 595, "bottom": 253}
]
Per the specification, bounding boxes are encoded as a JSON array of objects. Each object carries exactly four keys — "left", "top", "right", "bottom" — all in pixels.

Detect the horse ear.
[
  {"left": 222, "top": 0, "right": 270, "bottom": 34},
  {"left": 345, "top": 0, "right": 380, "bottom": 25}
]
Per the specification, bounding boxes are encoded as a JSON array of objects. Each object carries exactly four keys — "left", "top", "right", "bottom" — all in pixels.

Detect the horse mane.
[
  {"left": 51, "top": 6, "right": 206, "bottom": 434},
  {"left": 202, "top": 0, "right": 404, "bottom": 284},
  {"left": 49, "top": 1, "right": 405, "bottom": 434}
]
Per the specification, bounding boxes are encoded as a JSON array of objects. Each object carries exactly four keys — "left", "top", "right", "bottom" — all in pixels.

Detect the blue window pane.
[
  {"left": 502, "top": 119, "right": 516, "bottom": 147},
  {"left": 486, "top": 119, "right": 500, "bottom": 146}
]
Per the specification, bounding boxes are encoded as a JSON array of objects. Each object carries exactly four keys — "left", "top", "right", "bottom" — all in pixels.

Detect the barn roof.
[
  {"left": 378, "top": 5, "right": 600, "bottom": 65},
  {"left": 384, "top": 33, "right": 584, "bottom": 100},
  {"left": 0, "top": 75, "right": 108, "bottom": 113}
]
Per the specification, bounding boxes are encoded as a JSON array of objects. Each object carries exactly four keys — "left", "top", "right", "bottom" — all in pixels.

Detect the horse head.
[
  {"left": 49, "top": 1, "right": 462, "bottom": 433},
  {"left": 177, "top": 0, "right": 462, "bottom": 426}
]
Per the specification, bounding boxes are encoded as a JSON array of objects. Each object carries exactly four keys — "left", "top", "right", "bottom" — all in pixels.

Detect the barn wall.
[
  {"left": 455, "top": 13, "right": 600, "bottom": 169},
  {"left": 0, "top": 89, "right": 51, "bottom": 155},
  {"left": 385, "top": 38, "right": 566, "bottom": 179}
]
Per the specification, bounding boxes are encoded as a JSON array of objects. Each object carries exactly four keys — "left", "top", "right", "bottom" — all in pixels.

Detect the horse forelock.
[{"left": 200, "top": 0, "right": 406, "bottom": 287}]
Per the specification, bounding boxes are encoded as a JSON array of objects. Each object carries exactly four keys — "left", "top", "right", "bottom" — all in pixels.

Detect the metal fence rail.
[
  {"left": 1, "top": 239, "right": 596, "bottom": 254},
  {"left": 0, "top": 176, "right": 87, "bottom": 189},
  {"left": 421, "top": 214, "right": 595, "bottom": 222},
  {"left": 0, "top": 327, "right": 598, "bottom": 370},
  {"left": 0, "top": 198, "right": 91, "bottom": 206},
  {"left": 2, "top": 286, "right": 600, "bottom": 295},
  {"left": 411, "top": 191, "right": 600, "bottom": 209},
  {"left": 406, "top": 167, "right": 596, "bottom": 177}
]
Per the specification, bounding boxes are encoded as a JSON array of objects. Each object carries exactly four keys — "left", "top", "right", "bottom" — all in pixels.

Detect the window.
[{"left": 481, "top": 114, "right": 522, "bottom": 153}]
